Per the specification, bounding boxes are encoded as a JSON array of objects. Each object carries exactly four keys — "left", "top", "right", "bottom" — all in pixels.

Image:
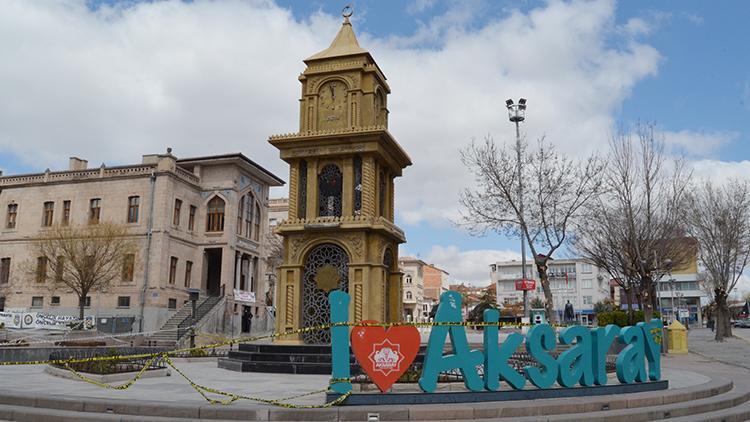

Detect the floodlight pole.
[{"left": 507, "top": 98, "right": 529, "bottom": 318}]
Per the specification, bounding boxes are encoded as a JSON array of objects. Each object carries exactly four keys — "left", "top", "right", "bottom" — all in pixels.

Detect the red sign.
[
  {"left": 515, "top": 279, "right": 536, "bottom": 291},
  {"left": 351, "top": 320, "right": 420, "bottom": 392}
]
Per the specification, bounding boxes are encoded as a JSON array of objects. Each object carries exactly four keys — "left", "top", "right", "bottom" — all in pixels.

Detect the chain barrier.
[{"left": 0, "top": 320, "right": 566, "bottom": 408}]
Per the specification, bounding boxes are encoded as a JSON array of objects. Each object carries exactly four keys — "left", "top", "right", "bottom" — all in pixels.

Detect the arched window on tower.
[
  {"left": 406, "top": 291, "right": 412, "bottom": 300},
  {"left": 318, "top": 164, "right": 342, "bottom": 217},
  {"left": 206, "top": 196, "right": 225, "bottom": 232}
]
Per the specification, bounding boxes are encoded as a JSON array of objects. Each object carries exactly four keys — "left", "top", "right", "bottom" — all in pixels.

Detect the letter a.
[{"left": 418, "top": 291, "right": 484, "bottom": 393}]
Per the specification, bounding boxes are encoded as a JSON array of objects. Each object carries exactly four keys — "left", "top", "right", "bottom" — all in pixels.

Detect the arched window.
[
  {"left": 253, "top": 202, "right": 261, "bottom": 241},
  {"left": 245, "top": 194, "right": 254, "bottom": 237},
  {"left": 405, "top": 274, "right": 412, "bottom": 284},
  {"left": 406, "top": 291, "right": 412, "bottom": 300},
  {"left": 237, "top": 195, "right": 244, "bottom": 235},
  {"left": 318, "top": 164, "right": 342, "bottom": 217},
  {"left": 206, "top": 196, "right": 225, "bottom": 232}
]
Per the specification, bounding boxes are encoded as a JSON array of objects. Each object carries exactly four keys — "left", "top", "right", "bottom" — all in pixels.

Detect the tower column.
[
  {"left": 305, "top": 159, "right": 317, "bottom": 220},
  {"left": 362, "top": 156, "right": 376, "bottom": 217},
  {"left": 342, "top": 157, "right": 354, "bottom": 216},
  {"left": 288, "top": 161, "right": 298, "bottom": 219}
]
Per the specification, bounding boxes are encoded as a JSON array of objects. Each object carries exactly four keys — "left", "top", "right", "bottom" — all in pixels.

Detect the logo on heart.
[{"left": 351, "top": 320, "right": 420, "bottom": 392}]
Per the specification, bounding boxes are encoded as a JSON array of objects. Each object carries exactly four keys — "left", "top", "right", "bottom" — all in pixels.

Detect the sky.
[{"left": 1, "top": 0, "right": 749, "bottom": 292}]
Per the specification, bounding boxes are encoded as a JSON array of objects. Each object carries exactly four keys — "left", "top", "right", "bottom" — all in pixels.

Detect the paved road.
[{"left": 688, "top": 327, "right": 750, "bottom": 370}]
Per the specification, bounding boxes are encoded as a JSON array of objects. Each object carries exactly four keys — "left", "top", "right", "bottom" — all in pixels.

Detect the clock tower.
[{"left": 270, "top": 11, "right": 411, "bottom": 344}]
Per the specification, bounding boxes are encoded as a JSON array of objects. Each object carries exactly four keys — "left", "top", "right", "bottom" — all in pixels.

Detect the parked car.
[{"left": 736, "top": 319, "right": 750, "bottom": 328}]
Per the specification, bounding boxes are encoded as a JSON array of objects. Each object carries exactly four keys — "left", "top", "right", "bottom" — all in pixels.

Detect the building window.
[
  {"left": 51, "top": 296, "right": 60, "bottom": 306},
  {"left": 36, "top": 257, "right": 48, "bottom": 283},
  {"left": 406, "top": 291, "right": 413, "bottom": 299},
  {"left": 253, "top": 202, "right": 261, "bottom": 241},
  {"left": 117, "top": 296, "right": 131, "bottom": 308},
  {"left": 89, "top": 198, "right": 101, "bottom": 224},
  {"left": 169, "top": 257, "right": 178, "bottom": 284},
  {"left": 188, "top": 205, "right": 196, "bottom": 231},
  {"left": 206, "top": 196, "right": 225, "bottom": 232},
  {"left": 318, "top": 164, "right": 342, "bottom": 217},
  {"left": 0, "top": 258, "right": 9, "bottom": 285},
  {"left": 353, "top": 156, "right": 362, "bottom": 215},
  {"left": 6, "top": 203, "right": 18, "bottom": 229},
  {"left": 405, "top": 274, "right": 412, "bottom": 284},
  {"left": 42, "top": 202, "right": 54, "bottom": 227},
  {"left": 583, "top": 295, "right": 593, "bottom": 305},
  {"left": 241, "top": 194, "right": 254, "bottom": 237},
  {"left": 62, "top": 200, "right": 71, "bottom": 226},
  {"left": 580, "top": 263, "right": 593, "bottom": 273},
  {"left": 55, "top": 256, "right": 64, "bottom": 282},
  {"left": 127, "top": 196, "right": 140, "bottom": 223},
  {"left": 173, "top": 199, "right": 182, "bottom": 226},
  {"left": 84, "top": 296, "right": 91, "bottom": 307},
  {"left": 168, "top": 298, "right": 177, "bottom": 309},
  {"left": 184, "top": 260, "right": 192, "bottom": 288},
  {"left": 31, "top": 296, "right": 43, "bottom": 308},
  {"left": 582, "top": 278, "right": 592, "bottom": 289},
  {"left": 122, "top": 254, "right": 135, "bottom": 282},
  {"left": 237, "top": 195, "right": 245, "bottom": 235}
]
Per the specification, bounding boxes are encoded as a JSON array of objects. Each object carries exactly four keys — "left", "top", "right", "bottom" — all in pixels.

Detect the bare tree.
[
  {"left": 573, "top": 123, "right": 693, "bottom": 323},
  {"left": 263, "top": 232, "right": 283, "bottom": 306},
  {"left": 29, "top": 223, "right": 138, "bottom": 321},
  {"left": 685, "top": 180, "right": 750, "bottom": 341},
  {"left": 460, "top": 136, "right": 604, "bottom": 322}
]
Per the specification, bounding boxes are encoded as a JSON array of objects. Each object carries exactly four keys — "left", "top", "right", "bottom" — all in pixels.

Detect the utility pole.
[{"left": 506, "top": 98, "right": 528, "bottom": 318}]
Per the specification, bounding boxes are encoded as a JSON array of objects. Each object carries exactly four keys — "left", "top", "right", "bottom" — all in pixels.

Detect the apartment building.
[
  {"left": 490, "top": 258, "right": 610, "bottom": 325},
  {"left": 0, "top": 151, "right": 283, "bottom": 334}
]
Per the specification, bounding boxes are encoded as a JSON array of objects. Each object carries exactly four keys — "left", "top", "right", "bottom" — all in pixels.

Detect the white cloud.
[
  {"left": 407, "top": 0, "right": 438, "bottom": 15},
  {"left": 423, "top": 245, "right": 520, "bottom": 286},
  {"left": 691, "top": 159, "right": 750, "bottom": 184},
  {"left": 0, "top": 0, "right": 663, "bottom": 228},
  {"left": 661, "top": 130, "right": 738, "bottom": 157}
]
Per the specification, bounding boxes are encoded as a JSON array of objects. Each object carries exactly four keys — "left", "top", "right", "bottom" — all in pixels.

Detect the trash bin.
[{"left": 666, "top": 320, "right": 688, "bottom": 354}]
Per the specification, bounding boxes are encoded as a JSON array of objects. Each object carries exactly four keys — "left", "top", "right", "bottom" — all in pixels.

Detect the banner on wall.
[
  {"left": 234, "top": 290, "right": 257, "bottom": 304},
  {"left": 0, "top": 311, "right": 95, "bottom": 330}
]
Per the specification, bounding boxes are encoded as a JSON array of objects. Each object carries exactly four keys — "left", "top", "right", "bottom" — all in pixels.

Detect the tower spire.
[{"left": 305, "top": 4, "right": 368, "bottom": 61}]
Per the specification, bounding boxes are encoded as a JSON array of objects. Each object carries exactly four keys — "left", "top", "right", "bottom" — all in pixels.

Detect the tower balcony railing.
[{"left": 277, "top": 215, "right": 404, "bottom": 237}]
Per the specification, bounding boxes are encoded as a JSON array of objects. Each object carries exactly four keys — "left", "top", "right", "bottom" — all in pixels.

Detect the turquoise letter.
[
  {"left": 556, "top": 325, "right": 594, "bottom": 387},
  {"left": 524, "top": 324, "right": 559, "bottom": 389},
  {"left": 591, "top": 325, "right": 620, "bottom": 385},
  {"left": 418, "top": 291, "right": 484, "bottom": 393},
  {"left": 640, "top": 319, "right": 663, "bottom": 381},
  {"left": 615, "top": 325, "right": 647, "bottom": 383},
  {"left": 329, "top": 290, "right": 351, "bottom": 394},
  {"left": 483, "top": 309, "right": 526, "bottom": 390}
]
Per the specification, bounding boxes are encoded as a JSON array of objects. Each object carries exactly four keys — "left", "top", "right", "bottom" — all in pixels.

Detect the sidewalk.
[{"left": 688, "top": 327, "right": 750, "bottom": 370}]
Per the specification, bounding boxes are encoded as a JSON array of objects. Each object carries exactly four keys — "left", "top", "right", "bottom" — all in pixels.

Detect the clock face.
[{"left": 318, "top": 81, "right": 347, "bottom": 130}]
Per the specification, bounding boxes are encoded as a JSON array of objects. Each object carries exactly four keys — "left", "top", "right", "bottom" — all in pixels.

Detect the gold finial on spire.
[{"left": 342, "top": 4, "right": 353, "bottom": 23}]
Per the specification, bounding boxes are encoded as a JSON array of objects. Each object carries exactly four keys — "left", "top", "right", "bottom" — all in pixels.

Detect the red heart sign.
[{"left": 350, "top": 320, "right": 420, "bottom": 392}]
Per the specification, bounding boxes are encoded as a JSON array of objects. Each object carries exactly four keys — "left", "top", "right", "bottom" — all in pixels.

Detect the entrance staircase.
[{"left": 147, "top": 295, "right": 222, "bottom": 346}]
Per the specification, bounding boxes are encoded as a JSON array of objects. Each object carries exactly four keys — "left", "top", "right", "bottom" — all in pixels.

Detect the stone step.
[{"left": 480, "top": 383, "right": 749, "bottom": 421}]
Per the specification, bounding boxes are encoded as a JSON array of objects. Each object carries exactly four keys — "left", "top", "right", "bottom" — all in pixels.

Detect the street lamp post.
[{"left": 506, "top": 98, "right": 528, "bottom": 318}]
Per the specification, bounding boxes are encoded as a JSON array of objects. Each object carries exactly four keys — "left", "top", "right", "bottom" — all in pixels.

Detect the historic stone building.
[
  {"left": 270, "top": 15, "right": 411, "bottom": 344},
  {"left": 0, "top": 151, "right": 283, "bottom": 335}
]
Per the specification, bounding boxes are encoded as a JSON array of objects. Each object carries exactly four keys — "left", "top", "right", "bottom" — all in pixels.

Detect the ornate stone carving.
[{"left": 344, "top": 233, "right": 364, "bottom": 260}]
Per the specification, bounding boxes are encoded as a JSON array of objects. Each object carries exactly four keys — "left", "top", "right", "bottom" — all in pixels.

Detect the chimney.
[{"left": 69, "top": 157, "right": 88, "bottom": 171}]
